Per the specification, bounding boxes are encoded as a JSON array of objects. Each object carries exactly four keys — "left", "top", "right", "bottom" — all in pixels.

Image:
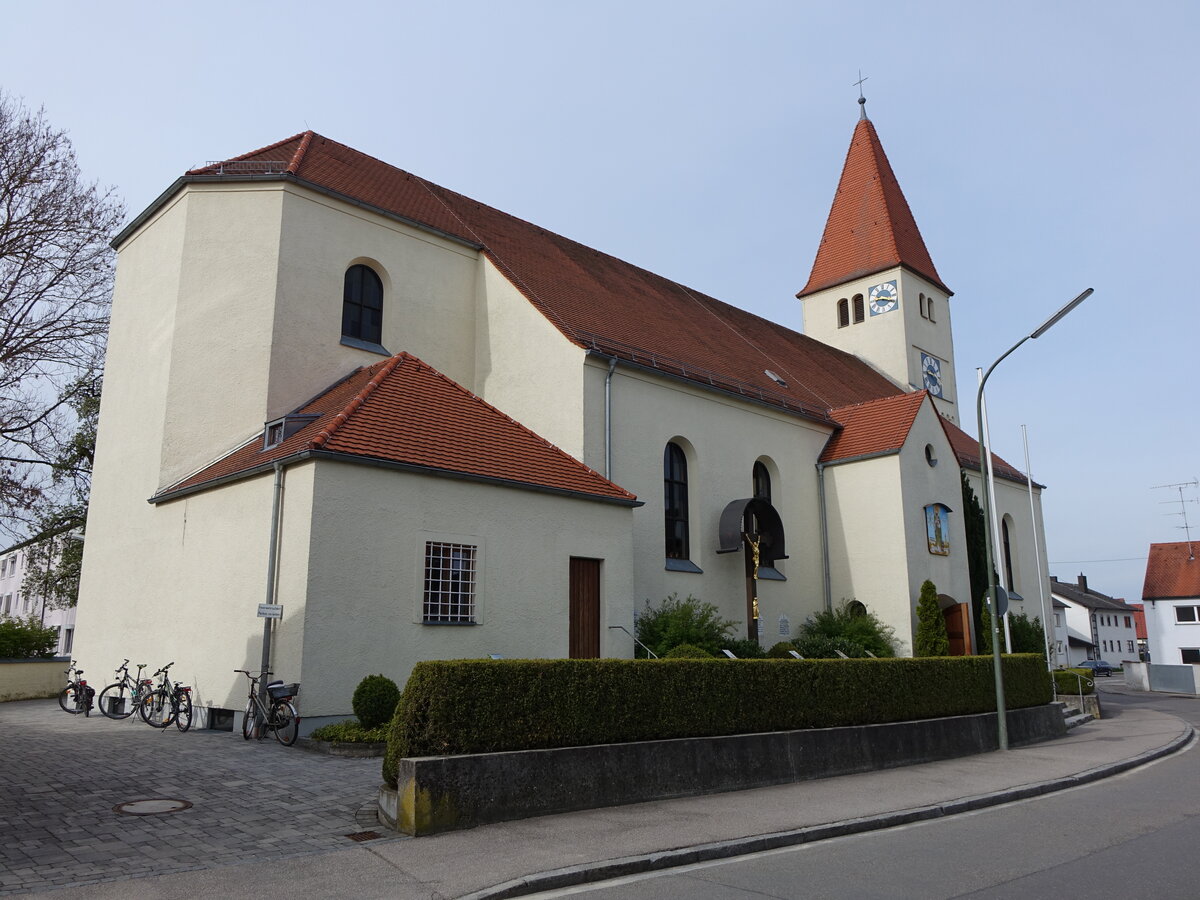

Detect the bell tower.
[{"left": 798, "top": 99, "right": 959, "bottom": 423}]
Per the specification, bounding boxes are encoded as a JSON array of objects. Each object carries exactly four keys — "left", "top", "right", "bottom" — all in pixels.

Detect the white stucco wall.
[
  {"left": 1140, "top": 598, "right": 1200, "bottom": 665},
  {"left": 300, "top": 461, "right": 635, "bottom": 716},
  {"left": 473, "top": 259, "right": 589, "bottom": 460},
  {"left": 583, "top": 360, "right": 833, "bottom": 646},
  {"left": 74, "top": 464, "right": 315, "bottom": 714}
]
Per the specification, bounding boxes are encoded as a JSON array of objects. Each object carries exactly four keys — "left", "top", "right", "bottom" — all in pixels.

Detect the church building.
[{"left": 74, "top": 104, "right": 1049, "bottom": 729}]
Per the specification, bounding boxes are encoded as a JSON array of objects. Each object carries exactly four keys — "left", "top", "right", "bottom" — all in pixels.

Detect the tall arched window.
[
  {"left": 1001, "top": 517, "right": 1016, "bottom": 591},
  {"left": 927, "top": 296, "right": 936, "bottom": 322},
  {"left": 852, "top": 294, "right": 865, "bottom": 323},
  {"left": 664, "top": 443, "right": 690, "bottom": 560},
  {"left": 342, "top": 264, "right": 383, "bottom": 345},
  {"left": 752, "top": 461, "right": 771, "bottom": 502},
  {"left": 837, "top": 298, "right": 849, "bottom": 328}
]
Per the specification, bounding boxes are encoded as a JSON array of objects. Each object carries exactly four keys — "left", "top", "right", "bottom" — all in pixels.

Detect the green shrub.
[
  {"left": 914, "top": 580, "right": 950, "bottom": 657},
  {"left": 766, "top": 641, "right": 798, "bottom": 659},
  {"left": 352, "top": 674, "right": 401, "bottom": 730},
  {"left": 792, "top": 634, "right": 866, "bottom": 659},
  {"left": 0, "top": 616, "right": 59, "bottom": 659},
  {"left": 1054, "top": 668, "right": 1096, "bottom": 696},
  {"left": 310, "top": 719, "right": 389, "bottom": 743},
  {"left": 635, "top": 593, "right": 737, "bottom": 658},
  {"left": 719, "top": 638, "right": 767, "bottom": 659},
  {"left": 382, "top": 655, "right": 1052, "bottom": 787},
  {"left": 662, "top": 643, "right": 713, "bottom": 658},
  {"left": 799, "top": 602, "right": 897, "bottom": 657},
  {"left": 1007, "top": 613, "right": 1046, "bottom": 654}
]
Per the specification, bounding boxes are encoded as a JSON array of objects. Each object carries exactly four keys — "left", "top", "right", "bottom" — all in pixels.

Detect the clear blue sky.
[{"left": 4, "top": 1, "right": 1196, "bottom": 607}]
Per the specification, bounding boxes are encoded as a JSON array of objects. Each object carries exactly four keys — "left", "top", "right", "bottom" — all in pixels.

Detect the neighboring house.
[
  {"left": 0, "top": 543, "right": 77, "bottom": 657},
  {"left": 1050, "top": 575, "right": 1139, "bottom": 665},
  {"left": 74, "top": 105, "right": 1054, "bottom": 729},
  {"left": 1141, "top": 542, "right": 1200, "bottom": 664},
  {"left": 1127, "top": 602, "right": 1149, "bottom": 661}
]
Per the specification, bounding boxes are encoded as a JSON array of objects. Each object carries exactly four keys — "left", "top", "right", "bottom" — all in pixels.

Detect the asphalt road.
[{"left": 529, "top": 682, "right": 1200, "bottom": 899}]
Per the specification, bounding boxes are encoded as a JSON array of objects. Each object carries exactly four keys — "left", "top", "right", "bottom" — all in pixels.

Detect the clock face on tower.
[
  {"left": 920, "top": 351, "right": 944, "bottom": 398},
  {"left": 869, "top": 280, "right": 899, "bottom": 316}
]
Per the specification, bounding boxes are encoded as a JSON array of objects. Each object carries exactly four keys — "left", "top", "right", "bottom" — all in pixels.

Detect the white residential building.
[
  {"left": 1050, "top": 574, "right": 1138, "bottom": 666},
  {"left": 0, "top": 544, "right": 77, "bottom": 658},
  {"left": 1142, "top": 542, "right": 1200, "bottom": 665}
]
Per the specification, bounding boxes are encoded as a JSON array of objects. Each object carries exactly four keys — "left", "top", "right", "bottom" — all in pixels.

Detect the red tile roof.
[
  {"left": 798, "top": 117, "right": 949, "bottom": 298},
  {"left": 820, "top": 392, "right": 928, "bottom": 463},
  {"left": 937, "top": 416, "right": 1028, "bottom": 486},
  {"left": 185, "top": 131, "right": 904, "bottom": 418},
  {"left": 1143, "top": 542, "right": 1200, "bottom": 600},
  {"left": 157, "top": 353, "right": 636, "bottom": 504}
]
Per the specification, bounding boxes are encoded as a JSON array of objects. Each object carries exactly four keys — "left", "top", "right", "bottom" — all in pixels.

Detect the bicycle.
[
  {"left": 57, "top": 661, "right": 94, "bottom": 716},
  {"left": 97, "top": 659, "right": 152, "bottom": 719},
  {"left": 137, "top": 663, "right": 193, "bottom": 732},
  {"left": 235, "top": 669, "right": 300, "bottom": 746}
]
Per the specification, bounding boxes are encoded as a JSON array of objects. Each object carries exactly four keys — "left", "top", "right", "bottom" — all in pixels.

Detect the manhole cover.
[
  {"left": 346, "top": 830, "right": 382, "bottom": 842},
  {"left": 113, "top": 798, "right": 193, "bottom": 816}
]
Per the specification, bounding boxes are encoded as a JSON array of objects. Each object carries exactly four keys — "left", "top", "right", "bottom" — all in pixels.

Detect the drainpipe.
[
  {"left": 604, "top": 357, "right": 618, "bottom": 480},
  {"left": 260, "top": 462, "right": 286, "bottom": 700},
  {"left": 817, "top": 462, "right": 832, "bottom": 611}
]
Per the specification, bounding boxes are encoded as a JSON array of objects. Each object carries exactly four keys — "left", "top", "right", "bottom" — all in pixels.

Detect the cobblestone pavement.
[{"left": 0, "top": 699, "right": 394, "bottom": 895}]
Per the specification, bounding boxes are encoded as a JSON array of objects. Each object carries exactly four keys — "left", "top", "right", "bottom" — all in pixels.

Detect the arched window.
[
  {"left": 342, "top": 264, "right": 383, "bottom": 345},
  {"left": 927, "top": 296, "right": 936, "bottom": 322},
  {"left": 852, "top": 294, "right": 865, "bottom": 323},
  {"left": 664, "top": 443, "right": 690, "bottom": 560},
  {"left": 837, "top": 298, "right": 849, "bottom": 328},
  {"left": 1001, "top": 517, "right": 1016, "bottom": 591},
  {"left": 919, "top": 293, "right": 927, "bottom": 318},
  {"left": 752, "top": 461, "right": 771, "bottom": 502}
]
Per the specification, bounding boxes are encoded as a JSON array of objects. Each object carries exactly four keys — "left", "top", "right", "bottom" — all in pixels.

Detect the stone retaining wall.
[
  {"left": 0, "top": 658, "right": 69, "bottom": 702},
  {"left": 379, "top": 704, "right": 1066, "bottom": 836}
]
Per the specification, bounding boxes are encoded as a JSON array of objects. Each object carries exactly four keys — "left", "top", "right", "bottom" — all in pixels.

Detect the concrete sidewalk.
[{"left": 40, "top": 705, "right": 1193, "bottom": 899}]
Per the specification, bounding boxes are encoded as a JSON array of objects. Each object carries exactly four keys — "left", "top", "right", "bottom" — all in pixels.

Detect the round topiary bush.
[
  {"left": 662, "top": 643, "right": 714, "bottom": 658},
  {"left": 352, "top": 674, "right": 401, "bottom": 729}
]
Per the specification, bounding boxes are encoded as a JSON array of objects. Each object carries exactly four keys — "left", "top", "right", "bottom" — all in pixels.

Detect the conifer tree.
[{"left": 914, "top": 579, "right": 950, "bottom": 656}]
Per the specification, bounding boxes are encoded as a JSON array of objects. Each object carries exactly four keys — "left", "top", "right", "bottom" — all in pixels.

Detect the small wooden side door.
[{"left": 569, "top": 558, "right": 601, "bottom": 659}]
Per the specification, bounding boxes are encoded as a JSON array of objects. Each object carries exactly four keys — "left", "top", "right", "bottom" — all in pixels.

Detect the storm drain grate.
[
  {"left": 113, "top": 798, "right": 193, "bottom": 816},
  {"left": 345, "top": 830, "right": 382, "bottom": 842}
]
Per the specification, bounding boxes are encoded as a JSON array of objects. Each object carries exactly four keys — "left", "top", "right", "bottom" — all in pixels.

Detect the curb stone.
[{"left": 462, "top": 724, "right": 1196, "bottom": 900}]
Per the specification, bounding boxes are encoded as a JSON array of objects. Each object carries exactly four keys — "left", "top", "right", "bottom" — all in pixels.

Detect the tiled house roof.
[
  {"left": 156, "top": 353, "right": 637, "bottom": 505},
  {"left": 798, "top": 117, "right": 950, "bottom": 298},
  {"left": 1050, "top": 575, "right": 1132, "bottom": 611},
  {"left": 1142, "top": 542, "right": 1200, "bottom": 600},
  {"left": 820, "top": 392, "right": 928, "bottom": 463},
  {"left": 937, "top": 417, "right": 1029, "bottom": 486}
]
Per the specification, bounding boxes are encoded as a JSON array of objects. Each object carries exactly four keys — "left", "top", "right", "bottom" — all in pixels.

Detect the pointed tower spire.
[{"left": 797, "top": 116, "right": 951, "bottom": 298}]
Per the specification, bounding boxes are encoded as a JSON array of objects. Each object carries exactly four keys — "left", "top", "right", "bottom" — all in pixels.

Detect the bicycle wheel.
[
  {"left": 241, "top": 701, "right": 258, "bottom": 740},
  {"left": 58, "top": 685, "right": 83, "bottom": 714},
  {"left": 174, "top": 692, "right": 193, "bottom": 732},
  {"left": 97, "top": 683, "right": 134, "bottom": 719},
  {"left": 139, "top": 689, "right": 173, "bottom": 728},
  {"left": 270, "top": 700, "right": 299, "bottom": 746}
]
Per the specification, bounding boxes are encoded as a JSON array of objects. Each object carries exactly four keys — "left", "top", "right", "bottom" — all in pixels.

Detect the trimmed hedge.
[
  {"left": 1054, "top": 668, "right": 1096, "bottom": 696},
  {"left": 383, "top": 654, "right": 1050, "bottom": 788}
]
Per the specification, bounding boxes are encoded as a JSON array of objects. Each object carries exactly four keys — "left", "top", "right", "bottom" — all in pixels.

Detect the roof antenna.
[
  {"left": 854, "top": 71, "right": 869, "bottom": 120},
  {"left": 1152, "top": 479, "right": 1199, "bottom": 560}
]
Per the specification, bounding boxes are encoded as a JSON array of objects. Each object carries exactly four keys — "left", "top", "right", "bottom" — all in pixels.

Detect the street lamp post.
[{"left": 976, "top": 288, "right": 1093, "bottom": 751}]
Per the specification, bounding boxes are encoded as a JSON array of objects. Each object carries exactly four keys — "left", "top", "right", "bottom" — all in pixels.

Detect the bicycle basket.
[{"left": 267, "top": 681, "right": 299, "bottom": 701}]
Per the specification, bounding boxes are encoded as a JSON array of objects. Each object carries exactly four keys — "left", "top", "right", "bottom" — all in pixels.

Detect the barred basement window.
[{"left": 423, "top": 542, "right": 477, "bottom": 623}]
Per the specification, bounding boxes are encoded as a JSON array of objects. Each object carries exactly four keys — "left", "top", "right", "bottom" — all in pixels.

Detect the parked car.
[{"left": 1075, "top": 659, "right": 1113, "bottom": 676}]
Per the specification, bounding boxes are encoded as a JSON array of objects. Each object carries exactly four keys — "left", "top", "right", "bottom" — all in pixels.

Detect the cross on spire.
[{"left": 854, "top": 71, "right": 869, "bottom": 119}]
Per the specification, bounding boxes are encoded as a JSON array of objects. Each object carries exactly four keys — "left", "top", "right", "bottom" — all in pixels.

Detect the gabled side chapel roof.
[{"left": 156, "top": 353, "right": 636, "bottom": 505}]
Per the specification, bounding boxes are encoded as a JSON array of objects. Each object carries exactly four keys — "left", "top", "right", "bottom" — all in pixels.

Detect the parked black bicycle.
[
  {"left": 97, "top": 659, "right": 152, "bottom": 719},
  {"left": 137, "top": 663, "right": 193, "bottom": 732},
  {"left": 58, "top": 661, "right": 94, "bottom": 716},
  {"left": 235, "top": 669, "right": 300, "bottom": 746}
]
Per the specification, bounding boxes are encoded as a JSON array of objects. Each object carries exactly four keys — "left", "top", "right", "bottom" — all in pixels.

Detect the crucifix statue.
[{"left": 742, "top": 531, "right": 762, "bottom": 624}]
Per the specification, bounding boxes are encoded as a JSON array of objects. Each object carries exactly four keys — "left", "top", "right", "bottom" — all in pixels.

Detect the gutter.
[
  {"left": 604, "top": 357, "right": 618, "bottom": 480},
  {"left": 259, "top": 461, "right": 286, "bottom": 702},
  {"left": 149, "top": 449, "right": 642, "bottom": 509}
]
